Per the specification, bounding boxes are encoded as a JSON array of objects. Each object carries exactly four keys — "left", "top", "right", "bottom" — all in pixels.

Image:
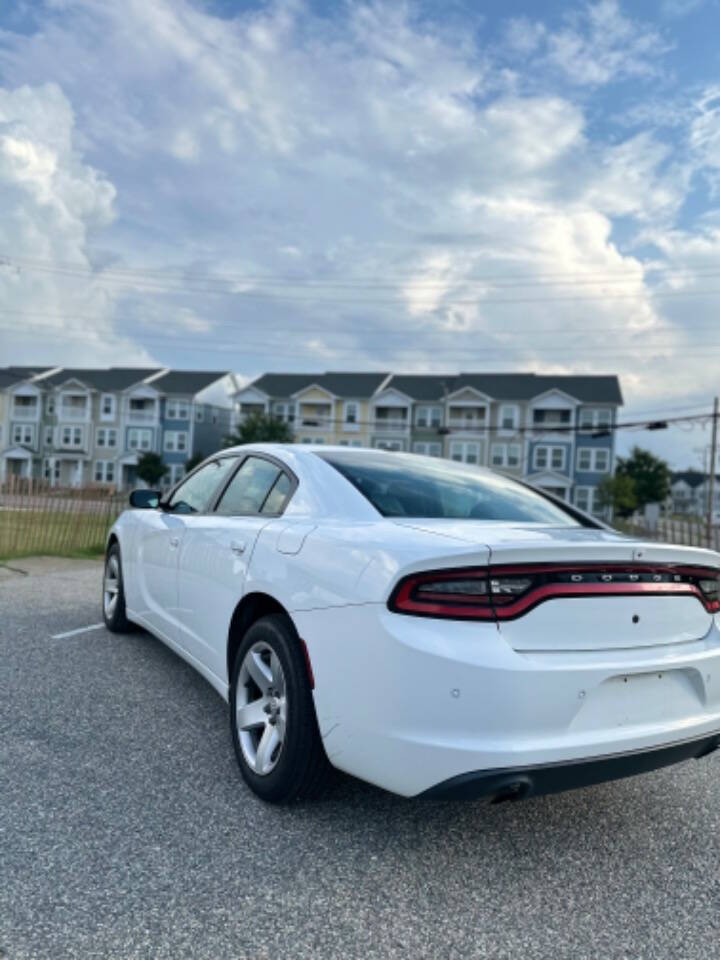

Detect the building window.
[
  {"left": 499, "top": 405, "right": 519, "bottom": 432},
  {"left": 96, "top": 428, "right": 117, "bottom": 449},
  {"left": 343, "top": 402, "right": 358, "bottom": 428},
  {"left": 166, "top": 399, "right": 190, "bottom": 420},
  {"left": 128, "top": 428, "right": 153, "bottom": 451},
  {"left": 46, "top": 395, "right": 56, "bottom": 416},
  {"left": 575, "top": 486, "right": 594, "bottom": 513},
  {"left": 579, "top": 408, "right": 612, "bottom": 433},
  {"left": 164, "top": 431, "right": 188, "bottom": 453},
  {"left": 12, "top": 424, "right": 35, "bottom": 446},
  {"left": 413, "top": 442, "right": 442, "bottom": 457},
  {"left": 60, "top": 426, "right": 84, "bottom": 448},
  {"left": 374, "top": 439, "right": 403, "bottom": 451},
  {"left": 271, "top": 402, "right": 295, "bottom": 423},
  {"left": 415, "top": 405, "right": 442, "bottom": 429},
  {"left": 534, "top": 445, "right": 566, "bottom": 472},
  {"left": 169, "top": 463, "right": 185, "bottom": 486},
  {"left": 195, "top": 406, "right": 204, "bottom": 422},
  {"left": 44, "top": 426, "right": 53, "bottom": 447},
  {"left": 449, "top": 441, "right": 481, "bottom": 464},
  {"left": 490, "top": 443, "right": 522, "bottom": 469},
  {"left": 577, "top": 448, "right": 610, "bottom": 472},
  {"left": 100, "top": 394, "right": 116, "bottom": 420},
  {"left": 43, "top": 458, "right": 60, "bottom": 482},
  {"left": 94, "top": 461, "right": 116, "bottom": 484}
]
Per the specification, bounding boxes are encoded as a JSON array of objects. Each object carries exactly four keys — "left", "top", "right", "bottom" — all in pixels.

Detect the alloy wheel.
[
  {"left": 236, "top": 641, "right": 288, "bottom": 776},
  {"left": 103, "top": 554, "right": 120, "bottom": 619}
]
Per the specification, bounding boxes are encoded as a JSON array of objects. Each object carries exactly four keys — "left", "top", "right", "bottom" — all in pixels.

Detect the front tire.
[
  {"left": 229, "top": 614, "right": 331, "bottom": 803},
  {"left": 102, "top": 543, "right": 133, "bottom": 633}
]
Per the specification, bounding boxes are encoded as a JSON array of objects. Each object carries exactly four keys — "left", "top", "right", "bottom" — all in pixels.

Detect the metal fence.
[
  {"left": 618, "top": 517, "right": 720, "bottom": 552},
  {"left": 0, "top": 476, "right": 126, "bottom": 560}
]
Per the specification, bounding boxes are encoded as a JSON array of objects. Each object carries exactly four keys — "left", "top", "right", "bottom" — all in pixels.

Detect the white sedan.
[{"left": 104, "top": 445, "right": 720, "bottom": 803}]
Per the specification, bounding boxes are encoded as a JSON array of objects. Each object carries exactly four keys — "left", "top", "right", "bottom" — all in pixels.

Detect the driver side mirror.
[{"left": 129, "top": 489, "right": 161, "bottom": 509}]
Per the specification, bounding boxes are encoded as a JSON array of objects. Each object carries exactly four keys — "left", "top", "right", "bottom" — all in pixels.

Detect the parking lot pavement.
[{"left": 2, "top": 561, "right": 720, "bottom": 960}]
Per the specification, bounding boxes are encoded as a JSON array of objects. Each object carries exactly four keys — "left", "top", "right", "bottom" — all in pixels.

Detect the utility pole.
[{"left": 707, "top": 396, "right": 719, "bottom": 546}]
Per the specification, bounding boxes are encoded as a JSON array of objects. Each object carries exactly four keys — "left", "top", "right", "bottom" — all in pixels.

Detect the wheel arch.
[{"left": 227, "top": 592, "right": 298, "bottom": 683}]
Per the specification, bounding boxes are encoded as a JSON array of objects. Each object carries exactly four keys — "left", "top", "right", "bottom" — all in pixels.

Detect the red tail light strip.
[{"left": 389, "top": 564, "right": 720, "bottom": 621}]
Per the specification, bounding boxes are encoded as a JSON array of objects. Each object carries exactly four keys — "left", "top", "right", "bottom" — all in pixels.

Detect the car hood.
[{"left": 390, "top": 520, "right": 720, "bottom": 569}]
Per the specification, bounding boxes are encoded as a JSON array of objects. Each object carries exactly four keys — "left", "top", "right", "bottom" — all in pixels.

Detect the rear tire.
[
  {"left": 229, "top": 614, "right": 331, "bottom": 803},
  {"left": 102, "top": 543, "right": 134, "bottom": 633}
]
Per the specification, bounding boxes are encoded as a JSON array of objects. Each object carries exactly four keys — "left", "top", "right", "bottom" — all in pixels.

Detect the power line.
[
  {"left": 6, "top": 256, "right": 720, "bottom": 305},
  {"left": 6, "top": 252, "right": 720, "bottom": 288}
]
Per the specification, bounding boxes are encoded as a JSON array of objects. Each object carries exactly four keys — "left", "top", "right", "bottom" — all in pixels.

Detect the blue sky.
[{"left": 1, "top": 0, "right": 720, "bottom": 465}]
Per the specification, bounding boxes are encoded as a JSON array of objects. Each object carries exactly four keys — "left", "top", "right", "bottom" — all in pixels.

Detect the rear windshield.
[{"left": 317, "top": 450, "right": 579, "bottom": 525}]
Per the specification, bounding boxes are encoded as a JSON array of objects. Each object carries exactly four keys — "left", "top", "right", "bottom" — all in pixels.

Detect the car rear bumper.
[
  {"left": 295, "top": 604, "right": 720, "bottom": 797},
  {"left": 420, "top": 732, "right": 720, "bottom": 801}
]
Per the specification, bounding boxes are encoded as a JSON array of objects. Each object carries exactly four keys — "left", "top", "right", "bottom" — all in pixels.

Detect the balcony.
[
  {"left": 447, "top": 405, "right": 488, "bottom": 432},
  {"left": 373, "top": 406, "right": 409, "bottom": 433},
  {"left": 11, "top": 401, "right": 40, "bottom": 421},
  {"left": 58, "top": 404, "right": 89, "bottom": 421},
  {"left": 124, "top": 402, "right": 159, "bottom": 424},
  {"left": 298, "top": 404, "right": 333, "bottom": 432}
]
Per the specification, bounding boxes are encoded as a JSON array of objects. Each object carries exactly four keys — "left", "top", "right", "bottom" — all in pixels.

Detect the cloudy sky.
[{"left": 1, "top": 0, "right": 720, "bottom": 465}]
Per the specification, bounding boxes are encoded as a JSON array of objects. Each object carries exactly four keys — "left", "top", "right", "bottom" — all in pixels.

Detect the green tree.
[
  {"left": 596, "top": 474, "right": 637, "bottom": 519},
  {"left": 135, "top": 452, "right": 168, "bottom": 488},
  {"left": 615, "top": 446, "right": 671, "bottom": 511},
  {"left": 184, "top": 451, "right": 205, "bottom": 474},
  {"left": 225, "top": 412, "right": 294, "bottom": 446}
]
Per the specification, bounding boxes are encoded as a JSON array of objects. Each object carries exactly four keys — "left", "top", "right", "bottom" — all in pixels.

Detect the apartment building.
[
  {"left": 0, "top": 367, "right": 233, "bottom": 489},
  {"left": 233, "top": 371, "right": 623, "bottom": 516}
]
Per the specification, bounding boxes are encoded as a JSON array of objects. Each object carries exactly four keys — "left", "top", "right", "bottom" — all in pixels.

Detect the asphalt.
[{"left": 2, "top": 559, "right": 720, "bottom": 960}]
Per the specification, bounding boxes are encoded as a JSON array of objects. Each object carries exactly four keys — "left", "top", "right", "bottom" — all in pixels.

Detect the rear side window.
[
  {"left": 215, "top": 456, "right": 291, "bottom": 516},
  {"left": 167, "top": 457, "right": 238, "bottom": 514},
  {"left": 317, "top": 450, "right": 578, "bottom": 525}
]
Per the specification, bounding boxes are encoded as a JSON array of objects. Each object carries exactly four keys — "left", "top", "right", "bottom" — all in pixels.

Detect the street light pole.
[{"left": 707, "top": 397, "right": 719, "bottom": 547}]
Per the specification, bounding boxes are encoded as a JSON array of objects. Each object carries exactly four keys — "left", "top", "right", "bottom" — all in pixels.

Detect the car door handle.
[
  {"left": 169, "top": 536, "right": 180, "bottom": 548},
  {"left": 231, "top": 539, "right": 246, "bottom": 555}
]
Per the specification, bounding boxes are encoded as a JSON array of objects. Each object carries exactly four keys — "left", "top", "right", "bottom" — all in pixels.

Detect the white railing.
[
  {"left": 299, "top": 417, "right": 333, "bottom": 431},
  {"left": 11, "top": 404, "right": 40, "bottom": 421},
  {"left": 448, "top": 417, "right": 486, "bottom": 430},
  {"left": 125, "top": 408, "right": 158, "bottom": 424},
  {"left": 373, "top": 418, "right": 409, "bottom": 433},
  {"left": 58, "top": 406, "right": 89, "bottom": 421}
]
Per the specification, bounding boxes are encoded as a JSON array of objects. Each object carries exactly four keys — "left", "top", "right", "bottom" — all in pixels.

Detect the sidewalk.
[{"left": 0, "top": 555, "right": 103, "bottom": 581}]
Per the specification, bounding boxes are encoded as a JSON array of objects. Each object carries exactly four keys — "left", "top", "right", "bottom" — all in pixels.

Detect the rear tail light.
[{"left": 389, "top": 565, "right": 720, "bottom": 620}]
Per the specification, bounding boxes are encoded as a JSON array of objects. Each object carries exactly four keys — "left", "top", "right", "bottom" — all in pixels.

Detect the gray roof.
[
  {"left": 150, "top": 370, "right": 230, "bottom": 396},
  {"left": 385, "top": 372, "right": 623, "bottom": 404},
  {"left": 246, "top": 370, "right": 622, "bottom": 404},
  {"left": 0, "top": 366, "right": 54, "bottom": 387},
  {"left": 671, "top": 471, "right": 716, "bottom": 489},
  {"left": 248, "top": 372, "right": 390, "bottom": 399},
  {"left": 41, "top": 367, "right": 162, "bottom": 390}
]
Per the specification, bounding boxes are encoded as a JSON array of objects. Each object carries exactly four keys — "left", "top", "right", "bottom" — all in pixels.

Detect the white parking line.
[{"left": 50, "top": 622, "right": 105, "bottom": 640}]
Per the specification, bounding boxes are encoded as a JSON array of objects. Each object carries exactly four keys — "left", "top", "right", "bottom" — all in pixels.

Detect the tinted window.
[
  {"left": 317, "top": 451, "right": 578, "bottom": 525},
  {"left": 167, "top": 457, "right": 238, "bottom": 514},
  {"left": 262, "top": 472, "right": 292, "bottom": 514},
  {"left": 215, "top": 456, "right": 289, "bottom": 516}
]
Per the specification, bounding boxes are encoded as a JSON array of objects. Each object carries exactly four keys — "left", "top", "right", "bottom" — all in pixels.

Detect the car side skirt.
[{"left": 420, "top": 732, "right": 720, "bottom": 802}]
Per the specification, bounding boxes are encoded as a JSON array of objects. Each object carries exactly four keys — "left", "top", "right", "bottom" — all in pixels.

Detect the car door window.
[
  {"left": 167, "top": 458, "right": 238, "bottom": 514},
  {"left": 261, "top": 472, "right": 292, "bottom": 515},
  {"left": 215, "top": 456, "right": 291, "bottom": 516}
]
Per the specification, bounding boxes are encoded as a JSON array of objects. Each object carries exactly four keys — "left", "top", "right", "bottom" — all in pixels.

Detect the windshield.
[{"left": 317, "top": 451, "right": 579, "bottom": 525}]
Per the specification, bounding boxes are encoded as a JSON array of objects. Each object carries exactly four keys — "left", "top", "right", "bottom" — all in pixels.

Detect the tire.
[
  {"left": 229, "top": 613, "right": 331, "bottom": 803},
  {"left": 102, "top": 543, "right": 134, "bottom": 633}
]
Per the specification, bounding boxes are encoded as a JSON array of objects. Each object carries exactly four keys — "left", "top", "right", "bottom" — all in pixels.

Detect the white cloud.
[
  {"left": 0, "top": 82, "right": 152, "bottom": 366},
  {"left": 507, "top": 1, "right": 670, "bottom": 87}
]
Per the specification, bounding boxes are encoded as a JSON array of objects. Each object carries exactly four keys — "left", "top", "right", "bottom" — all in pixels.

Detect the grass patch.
[{"left": 0, "top": 508, "right": 119, "bottom": 561}]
